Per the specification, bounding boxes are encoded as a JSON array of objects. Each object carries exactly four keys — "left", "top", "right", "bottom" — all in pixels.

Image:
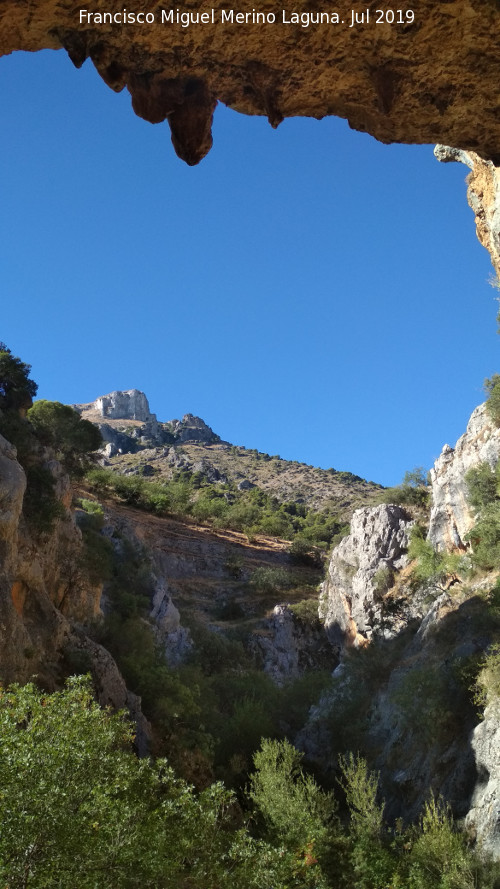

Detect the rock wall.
[
  {"left": 252, "top": 603, "right": 332, "bottom": 686},
  {"left": 319, "top": 504, "right": 414, "bottom": 652},
  {"left": 76, "top": 390, "right": 156, "bottom": 423},
  {"left": 0, "top": 431, "right": 150, "bottom": 747},
  {"left": 465, "top": 699, "right": 500, "bottom": 857},
  {"left": 428, "top": 402, "right": 500, "bottom": 551},
  {"left": 435, "top": 147, "right": 500, "bottom": 281},
  {"left": 1, "top": 2, "right": 500, "bottom": 165}
]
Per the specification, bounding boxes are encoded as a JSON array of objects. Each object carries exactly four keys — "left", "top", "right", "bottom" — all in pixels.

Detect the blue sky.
[{"left": 0, "top": 49, "right": 497, "bottom": 486}]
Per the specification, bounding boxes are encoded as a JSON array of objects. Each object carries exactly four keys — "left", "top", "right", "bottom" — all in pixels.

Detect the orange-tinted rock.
[
  {"left": 1, "top": 1, "right": 500, "bottom": 164},
  {"left": 10, "top": 580, "right": 25, "bottom": 616}
]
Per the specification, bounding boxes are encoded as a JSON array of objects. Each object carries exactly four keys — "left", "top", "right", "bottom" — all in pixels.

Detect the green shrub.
[
  {"left": 465, "top": 463, "right": 499, "bottom": 513},
  {"left": 485, "top": 374, "right": 500, "bottom": 427},
  {"left": 249, "top": 738, "right": 336, "bottom": 879},
  {"left": 380, "top": 467, "right": 430, "bottom": 509},
  {"left": 289, "top": 598, "right": 321, "bottom": 626},
  {"left": 23, "top": 464, "right": 65, "bottom": 534},
  {"left": 408, "top": 526, "right": 470, "bottom": 585},
  {"left": 28, "top": 400, "right": 102, "bottom": 476},
  {"left": 473, "top": 644, "right": 500, "bottom": 711},
  {"left": 0, "top": 342, "right": 37, "bottom": 412},
  {"left": 338, "top": 753, "right": 396, "bottom": 889},
  {"left": 0, "top": 677, "right": 301, "bottom": 889},
  {"left": 373, "top": 566, "right": 393, "bottom": 595},
  {"left": 466, "top": 505, "right": 500, "bottom": 570},
  {"left": 250, "top": 566, "right": 293, "bottom": 595},
  {"left": 405, "top": 797, "right": 476, "bottom": 889}
]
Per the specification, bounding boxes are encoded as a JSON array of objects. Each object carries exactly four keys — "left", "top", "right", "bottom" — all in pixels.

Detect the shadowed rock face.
[{"left": 2, "top": 1, "right": 500, "bottom": 165}]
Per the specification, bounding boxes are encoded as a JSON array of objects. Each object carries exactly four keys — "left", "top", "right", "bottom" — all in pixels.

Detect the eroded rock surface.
[
  {"left": 466, "top": 699, "right": 500, "bottom": 857},
  {"left": 2, "top": 2, "right": 500, "bottom": 164},
  {"left": 435, "top": 147, "right": 500, "bottom": 281},
  {"left": 253, "top": 603, "right": 331, "bottom": 685},
  {"left": 428, "top": 402, "right": 500, "bottom": 552},
  {"left": 319, "top": 504, "right": 413, "bottom": 651},
  {"left": 93, "top": 390, "right": 156, "bottom": 423}
]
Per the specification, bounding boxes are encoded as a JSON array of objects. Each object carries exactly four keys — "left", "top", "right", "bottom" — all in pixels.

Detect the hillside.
[{"left": 75, "top": 389, "right": 382, "bottom": 515}]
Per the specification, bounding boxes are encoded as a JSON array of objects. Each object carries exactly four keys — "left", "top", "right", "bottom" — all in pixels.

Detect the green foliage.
[
  {"left": 289, "top": 598, "right": 321, "bottom": 626},
  {"left": 249, "top": 738, "right": 336, "bottom": 885},
  {"left": 464, "top": 458, "right": 500, "bottom": 571},
  {"left": 85, "top": 466, "right": 345, "bottom": 548},
  {"left": 0, "top": 342, "right": 38, "bottom": 412},
  {"left": 23, "top": 464, "right": 66, "bottom": 533},
  {"left": 28, "top": 400, "right": 102, "bottom": 476},
  {"left": 485, "top": 374, "right": 500, "bottom": 427},
  {"left": 78, "top": 498, "right": 105, "bottom": 520},
  {"left": 289, "top": 536, "right": 324, "bottom": 567},
  {"left": 405, "top": 797, "right": 476, "bottom": 889},
  {"left": 465, "top": 463, "right": 499, "bottom": 513},
  {"left": 408, "top": 526, "right": 445, "bottom": 581},
  {"left": 338, "top": 753, "right": 395, "bottom": 889},
  {"left": 373, "top": 566, "right": 393, "bottom": 595},
  {"left": 408, "top": 526, "right": 470, "bottom": 586},
  {"left": 0, "top": 677, "right": 301, "bottom": 889},
  {"left": 473, "top": 643, "right": 500, "bottom": 711},
  {"left": 380, "top": 466, "right": 430, "bottom": 509},
  {"left": 1, "top": 679, "right": 498, "bottom": 889},
  {"left": 250, "top": 566, "right": 293, "bottom": 594},
  {"left": 466, "top": 506, "right": 500, "bottom": 570}
]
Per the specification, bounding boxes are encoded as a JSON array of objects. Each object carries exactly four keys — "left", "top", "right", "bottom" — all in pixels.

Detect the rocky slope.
[
  {"left": 1, "top": 1, "right": 500, "bottom": 164},
  {"left": 76, "top": 390, "right": 382, "bottom": 513}
]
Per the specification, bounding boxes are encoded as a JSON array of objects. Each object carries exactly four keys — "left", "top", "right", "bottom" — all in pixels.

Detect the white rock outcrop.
[
  {"left": 94, "top": 390, "right": 156, "bottom": 423},
  {"left": 428, "top": 403, "right": 500, "bottom": 552},
  {"left": 319, "top": 504, "right": 413, "bottom": 651}
]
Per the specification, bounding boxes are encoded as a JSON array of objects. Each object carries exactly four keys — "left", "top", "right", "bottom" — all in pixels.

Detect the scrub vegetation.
[
  {"left": 84, "top": 465, "right": 349, "bottom": 549},
  {"left": 1, "top": 681, "right": 499, "bottom": 889}
]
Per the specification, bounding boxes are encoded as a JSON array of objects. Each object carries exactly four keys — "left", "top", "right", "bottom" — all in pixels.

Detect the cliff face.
[
  {"left": 0, "top": 433, "right": 150, "bottom": 750},
  {"left": 429, "top": 402, "right": 500, "bottom": 552},
  {"left": 319, "top": 504, "right": 414, "bottom": 652},
  {"left": 435, "top": 146, "right": 500, "bottom": 282},
  {"left": 304, "top": 399, "right": 500, "bottom": 857},
  {"left": 1, "top": 2, "right": 500, "bottom": 165}
]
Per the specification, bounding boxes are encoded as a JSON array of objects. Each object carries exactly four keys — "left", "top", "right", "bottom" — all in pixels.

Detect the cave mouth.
[{"left": 0, "top": 47, "right": 498, "bottom": 486}]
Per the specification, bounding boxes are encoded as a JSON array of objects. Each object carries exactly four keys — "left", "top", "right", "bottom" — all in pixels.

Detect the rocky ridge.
[{"left": 76, "top": 389, "right": 382, "bottom": 513}]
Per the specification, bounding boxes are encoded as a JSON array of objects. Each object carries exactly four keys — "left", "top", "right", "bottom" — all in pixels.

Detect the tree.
[
  {"left": 0, "top": 342, "right": 38, "bottom": 413},
  {"left": 249, "top": 738, "right": 336, "bottom": 885},
  {"left": 28, "top": 400, "right": 102, "bottom": 475},
  {"left": 484, "top": 375, "right": 500, "bottom": 427},
  {"left": 0, "top": 677, "right": 305, "bottom": 889}
]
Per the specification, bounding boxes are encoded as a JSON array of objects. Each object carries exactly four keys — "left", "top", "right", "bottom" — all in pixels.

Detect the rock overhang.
[{"left": 1, "top": 0, "right": 500, "bottom": 165}]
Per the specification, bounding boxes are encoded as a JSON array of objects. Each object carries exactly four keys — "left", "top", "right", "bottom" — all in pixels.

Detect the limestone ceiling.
[{"left": 1, "top": 1, "right": 499, "bottom": 165}]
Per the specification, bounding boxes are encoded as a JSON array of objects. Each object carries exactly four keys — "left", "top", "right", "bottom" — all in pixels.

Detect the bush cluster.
[
  {"left": 2, "top": 689, "right": 498, "bottom": 889},
  {"left": 85, "top": 466, "right": 348, "bottom": 548},
  {"left": 379, "top": 467, "right": 430, "bottom": 510}
]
